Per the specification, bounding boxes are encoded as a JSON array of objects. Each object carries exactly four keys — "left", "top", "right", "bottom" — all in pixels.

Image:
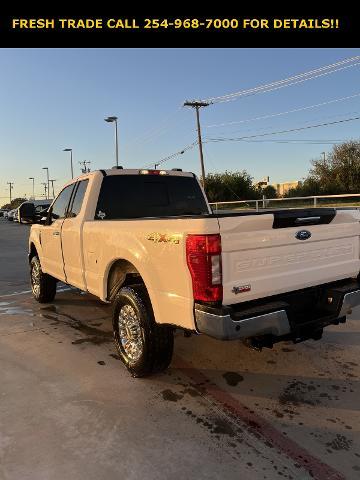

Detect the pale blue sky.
[{"left": 1, "top": 48, "right": 360, "bottom": 200}]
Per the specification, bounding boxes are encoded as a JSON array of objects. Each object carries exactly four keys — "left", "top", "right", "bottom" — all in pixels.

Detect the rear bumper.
[{"left": 194, "top": 279, "right": 360, "bottom": 341}]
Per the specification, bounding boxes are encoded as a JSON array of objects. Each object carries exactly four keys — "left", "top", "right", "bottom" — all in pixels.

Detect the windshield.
[
  {"left": 95, "top": 174, "right": 209, "bottom": 219},
  {"left": 35, "top": 204, "right": 50, "bottom": 213}
]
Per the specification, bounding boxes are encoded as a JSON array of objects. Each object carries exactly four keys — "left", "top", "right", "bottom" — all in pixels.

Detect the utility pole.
[
  {"left": 41, "top": 183, "right": 48, "bottom": 199},
  {"left": 184, "top": 100, "right": 209, "bottom": 188},
  {"left": 49, "top": 179, "right": 56, "bottom": 198},
  {"left": 79, "top": 160, "right": 91, "bottom": 174},
  {"left": 7, "top": 182, "right": 14, "bottom": 204},
  {"left": 42, "top": 167, "right": 50, "bottom": 199}
]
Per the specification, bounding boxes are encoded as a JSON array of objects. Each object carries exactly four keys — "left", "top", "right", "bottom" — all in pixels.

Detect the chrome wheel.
[
  {"left": 31, "top": 260, "right": 41, "bottom": 297},
  {"left": 118, "top": 304, "right": 144, "bottom": 362}
]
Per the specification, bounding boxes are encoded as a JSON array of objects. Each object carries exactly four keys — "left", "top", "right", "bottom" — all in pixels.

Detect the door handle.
[{"left": 53, "top": 231, "right": 60, "bottom": 236}]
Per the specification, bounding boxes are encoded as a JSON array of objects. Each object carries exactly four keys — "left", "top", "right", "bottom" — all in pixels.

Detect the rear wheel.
[
  {"left": 30, "top": 256, "right": 57, "bottom": 303},
  {"left": 112, "top": 286, "right": 174, "bottom": 377}
]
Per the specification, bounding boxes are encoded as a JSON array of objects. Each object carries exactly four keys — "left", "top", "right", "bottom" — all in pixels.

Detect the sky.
[{"left": 1, "top": 47, "right": 360, "bottom": 201}]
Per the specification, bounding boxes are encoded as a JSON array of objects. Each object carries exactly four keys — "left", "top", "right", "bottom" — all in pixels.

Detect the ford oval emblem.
[{"left": 296, "top": 230, "right": 311, "bottom": 240}]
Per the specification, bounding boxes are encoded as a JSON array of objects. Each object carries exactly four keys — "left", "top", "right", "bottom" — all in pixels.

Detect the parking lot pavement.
[
  {"left": 0, "top": 220, "right": 359, "bottom": 480},
  {"left": 0, "top": 218, "right": 31, "bottom": 294}
]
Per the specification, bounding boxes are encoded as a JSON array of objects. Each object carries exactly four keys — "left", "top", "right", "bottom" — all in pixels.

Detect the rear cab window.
[
  {"left": 68, "top": 179, "right": 89, "bottom": 217},
  {"left": 95, "top": 174, "right": 209, "bottom": 220},
  {"left": 51, "top": 184, "right": 76, "bottom": 220}
]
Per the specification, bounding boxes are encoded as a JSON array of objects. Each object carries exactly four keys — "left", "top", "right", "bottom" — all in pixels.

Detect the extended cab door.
[
  {"left": 41, "top": 184, "right": 76, "bottom": 281},
  {"left": 61, "top": 179, "right": 89, "bottom": 290}
]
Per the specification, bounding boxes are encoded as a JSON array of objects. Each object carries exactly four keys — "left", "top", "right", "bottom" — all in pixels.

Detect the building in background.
[
  {"left": 255, "top": 177, "right": 299, "bottom": 197},
  {"left": 273, "top": 181, "right": 299, "bottom": 196}
]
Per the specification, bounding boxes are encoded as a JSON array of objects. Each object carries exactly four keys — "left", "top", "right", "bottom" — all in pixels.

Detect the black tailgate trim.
[{"left": 272, "top": 208, "right": 336, "bottom": 228}]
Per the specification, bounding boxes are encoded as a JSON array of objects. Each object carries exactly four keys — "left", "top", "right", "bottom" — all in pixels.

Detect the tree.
[
  {"left": 205, "top": 170, "right": 258, "bottom": 202},
  {"left": 261, "top": 185, "right": 277, "bottom": 198},
  {"left": 284, "top": 139, "right": 360, "bottom": 197},
  {"left": 309, "top": 140, "right": 360, "bottom": 194},
  {"left": 1, "top": 198, "right": 27, "bottom": 210},
  {"left": 286, "top": 178, "right": 322, "bottom": 197}
]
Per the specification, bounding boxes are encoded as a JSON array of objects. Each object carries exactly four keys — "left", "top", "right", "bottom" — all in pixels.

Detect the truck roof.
[{"left": 72, "top": 168, "right": 195, "bottom": 183}]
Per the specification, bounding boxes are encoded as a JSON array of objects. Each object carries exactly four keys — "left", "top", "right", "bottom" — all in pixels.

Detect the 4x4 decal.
[{"left": 147, "top": 233, "right": 181, "bottom": 244}]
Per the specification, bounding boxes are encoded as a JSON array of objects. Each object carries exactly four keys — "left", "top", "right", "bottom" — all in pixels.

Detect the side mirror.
[
  {"left": 45, "top": 209, "right": 54, "bottom": 225},
  {"left": 19, "top": 203, "right": 35, "bottom": 223},
  {"left": 34, "top": 208, "right": 49, "bottom": 225}
]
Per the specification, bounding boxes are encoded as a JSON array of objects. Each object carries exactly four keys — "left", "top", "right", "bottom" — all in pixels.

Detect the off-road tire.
[
  {"left": 30, "top": 255, "right": 57, "bottom": 303},
  {"left": 112, "top": 285, "right": 174, "bottom": 377}
]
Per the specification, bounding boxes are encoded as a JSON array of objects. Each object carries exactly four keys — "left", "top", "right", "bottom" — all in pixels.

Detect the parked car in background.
[{"left": 7, "top": 209, "right": 16, "bottom": 221}]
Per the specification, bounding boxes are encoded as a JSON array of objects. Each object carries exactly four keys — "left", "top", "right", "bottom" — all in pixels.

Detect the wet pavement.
[{"left": 0, "top": 219, "right": 359, "bottom": 479}]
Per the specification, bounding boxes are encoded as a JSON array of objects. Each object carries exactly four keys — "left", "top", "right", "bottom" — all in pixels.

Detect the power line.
[
  {"left": 236, "top": 139, "right": 345, "bottom": 144},
  {"left": 204, "top": 57, "right": 360, "bottom": 104},
  {"left": 202, "top": 56, "right": 360, "bottom": 104},
  {"left": 214, "top": 110, "right": 360, "bottom": 139},
  {"left": 141, "top": 118, "right": 357, "bottom": 172},
  {"left": 124, "top": 107, "right": 184, "bottom": 150},
  {"left": 205, "top": 115, "right": 360, "bottom": 143},
  {"left": 142, "top": 141, "right": 198, "bottom": 169},
  {"left": 204, "top": 92, "right": 360, "bottom": 129}
]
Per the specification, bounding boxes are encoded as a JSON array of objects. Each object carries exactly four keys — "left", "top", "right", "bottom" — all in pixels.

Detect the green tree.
[
  {"left": 309, "top": 140, "right": 360, "bottom": 194},
  {"left": 285, "top": 139, "right": 360, "bottom": 197},
  {"left": 1, "top": 198, "right": 27, "bottom": 210},
  {"left": 261, "top": 185, "right": 277, "bottom": 198},
  {"left": 286, "top": 178, "right": 322, "bottom": 197},
  {"left": 205, "top": 170, "right": 258, "bottom": 202}
]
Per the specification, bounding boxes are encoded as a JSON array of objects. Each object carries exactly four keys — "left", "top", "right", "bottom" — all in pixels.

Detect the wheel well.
[
  {"left": 29, "top": 243, "right": 38, "bottom": 262},
  {"left": 107, "top": 259, "right": 144, "bottom": 301}
]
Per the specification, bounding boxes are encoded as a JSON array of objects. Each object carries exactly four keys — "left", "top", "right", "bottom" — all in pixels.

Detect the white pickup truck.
[{"left": 25, "top": 168, "right": 360, "bottom": 377}]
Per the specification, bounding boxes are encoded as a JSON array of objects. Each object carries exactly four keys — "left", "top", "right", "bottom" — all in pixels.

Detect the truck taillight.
[{"left": 186, "top": 234, "right": 223, "bottom": 303}]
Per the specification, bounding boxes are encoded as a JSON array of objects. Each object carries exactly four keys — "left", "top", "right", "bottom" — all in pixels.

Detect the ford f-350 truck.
[{"left": 25, "top": 168, "right": 360, "bottom": 377}]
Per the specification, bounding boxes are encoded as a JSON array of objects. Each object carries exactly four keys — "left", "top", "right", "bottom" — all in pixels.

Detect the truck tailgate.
[{"left": 218, "top": 209, "right": 360, "bottom": 305}]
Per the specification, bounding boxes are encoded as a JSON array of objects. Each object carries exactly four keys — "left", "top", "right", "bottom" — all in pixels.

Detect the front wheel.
[
  {"left": 30, "top": 256, "right": 57, "bottom": 303},
  {"left": 112, "top": 286, "right": 174, "bottom": 377}
]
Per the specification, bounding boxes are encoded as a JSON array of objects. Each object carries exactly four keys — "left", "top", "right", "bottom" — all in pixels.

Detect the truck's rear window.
[{"left": 95, "top": 174, "right": 209, "bottom": 219}]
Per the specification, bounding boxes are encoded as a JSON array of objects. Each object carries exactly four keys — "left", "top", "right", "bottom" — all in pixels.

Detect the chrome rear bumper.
[
  {"left": 339, "top": 289, "right": 360, "bottom": 316},
  {"left": 195, "top": 287, "right": 360, "bottom": 341}
]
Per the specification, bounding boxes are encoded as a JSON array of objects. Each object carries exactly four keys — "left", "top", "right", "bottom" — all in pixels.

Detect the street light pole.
[
  {"left": 184, "top": 101, "right": 209, "bottom": 188},
  {"left": 63, "top": 148, "right": 74, "bottom": 179},
  {"left": 104, "top": 116, "right": 119, "bottom": 167},
  {"left": 42, "top": 167, "right": 50, "bottom": 199},
  {"left": 29, "top": 177, "right": 35, "bottom": 199},
  {"left": 49, "top": 179, "right": 56, "bottom": 198}
]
